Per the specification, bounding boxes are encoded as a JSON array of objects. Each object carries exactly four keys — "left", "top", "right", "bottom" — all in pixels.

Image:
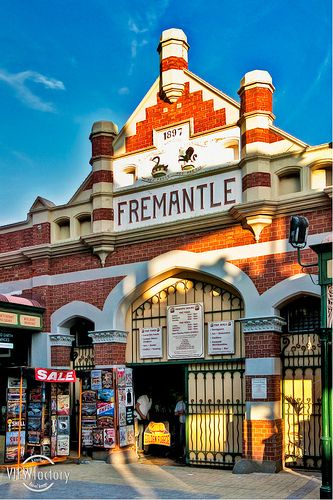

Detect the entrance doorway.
[{"left": 132, "top": 363, "right": 185, "bottom": 459}]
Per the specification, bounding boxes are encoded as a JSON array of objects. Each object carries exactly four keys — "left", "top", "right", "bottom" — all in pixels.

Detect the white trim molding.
[
  {"left": 245, "top": 357, "right": 281, "bottom": 376},
  {"left": 49, "top": 334, "right": 74, "bottom": 347},
  {"left": 241, "top": 316, "right": 286, "bottom": 333},
  {"left": 89, "top": 330, "right": 128, "bottom": 344},
  {"left": 246, "top": 401, "right": 281, "bottom": 420}
]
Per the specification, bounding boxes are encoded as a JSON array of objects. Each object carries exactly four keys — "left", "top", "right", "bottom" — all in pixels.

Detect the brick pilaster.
[
  {"left": 50, "top": 334, "right": 74, "bottom": 368},
  {"left": 89, "top": 330, "right": 128, "bottom": 367},
  {"left": 236, "top": 316, "right": 285, "bottom": 473}
]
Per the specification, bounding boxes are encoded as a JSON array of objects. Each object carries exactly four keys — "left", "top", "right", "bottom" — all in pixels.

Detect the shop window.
[
  {"left": 278, "top": 170, "right": 301, "bottom": 195},
  {"left": 54, "top": 218, "right": 70, "bottom": 241},
  {"left": 311, "top": 165, "right": 332, "bottom": 190}
]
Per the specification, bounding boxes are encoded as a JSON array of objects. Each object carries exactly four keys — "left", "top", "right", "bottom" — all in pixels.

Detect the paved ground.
[{"left": 0, "top": 457, "right": 322, "bottom": 499}]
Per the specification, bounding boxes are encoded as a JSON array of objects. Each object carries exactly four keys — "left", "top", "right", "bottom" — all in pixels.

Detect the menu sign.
[
  {"left": 208, "top": 321, "right": 235, "bottom": 355},
  {"left": 139, "top": 327, "right": 162, "bottom": 359},
  {"left": 167, "top": 303, "right": 204, "bottom": 359}
]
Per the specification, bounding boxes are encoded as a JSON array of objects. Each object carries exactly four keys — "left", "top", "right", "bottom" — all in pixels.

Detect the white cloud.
[
  {"left": 118, "top": 86, "right": 130, "bottom": 95},
  {"left": 0, "top": 69, "right": 65, "bottom": 112},
  {"left": 128, "top": 18, "right": 148, "bottom": 34}
]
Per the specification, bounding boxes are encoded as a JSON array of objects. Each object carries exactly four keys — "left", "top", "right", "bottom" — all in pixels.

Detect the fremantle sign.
[{"left": 114, "top": 170, "right": 241, "bottom": 231}]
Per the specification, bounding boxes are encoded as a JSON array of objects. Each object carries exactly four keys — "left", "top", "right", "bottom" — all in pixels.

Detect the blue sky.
[{"left": 0, "top": 0, "right": 331, "bottom": 226}]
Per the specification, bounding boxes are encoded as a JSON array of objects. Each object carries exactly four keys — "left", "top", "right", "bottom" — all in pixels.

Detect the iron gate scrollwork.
[
  {"left": 281, "top": 297, "right": 322, "bottom": 470},
  {"left": 187, "top": 360, "right": 245, "bottom": 468}
]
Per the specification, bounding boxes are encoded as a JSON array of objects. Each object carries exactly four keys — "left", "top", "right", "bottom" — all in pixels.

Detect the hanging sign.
[
  {"left": 167, "top": 303, "right": 204, "bottom": 359},
  {"left": 143, "top": 422, "right": 171, "bottom": 446},
  {"left": 139, "top": 327, "right": 163, "bottom": 358},
  {"left": 35, "top": 368, "right": 76, "bottom": 383},
  {"left": 208, "top": 321, "right": 235, "bottom": 355}
]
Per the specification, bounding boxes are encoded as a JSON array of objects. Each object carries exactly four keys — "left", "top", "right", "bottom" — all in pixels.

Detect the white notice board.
[
  {"left": 208, "top": 321, "right": 235, "bottom": 355},
  {"left": 139, "top": 327, "right": 163, "bottom": 359},
  {"left": 251, "top": 378, "right": 267, "bottom": 399},
  {"left": 167, "top": 303, "right": 204, "bottom": 359}
]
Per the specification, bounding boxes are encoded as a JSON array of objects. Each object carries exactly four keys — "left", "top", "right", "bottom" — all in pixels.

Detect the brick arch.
[
  {"left": 102, "top": 250, "right": 260, "bottom": 331},
  {"left": 51, "top": 300, "right": 102, "bottom": 333},
  {"left": 261, "top": 273, "right": 320, "bottom": 314}
]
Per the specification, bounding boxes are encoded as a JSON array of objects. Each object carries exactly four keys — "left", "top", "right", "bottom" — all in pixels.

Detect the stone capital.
[
  {"left": 88, "top": 330, "right": 128, "bottom": 344},
  {"left": 240, "top": 316, "right": 286, "bottom": 334},
  {"left": 49, "top": 334, "right": 75, "bottom": 347}
]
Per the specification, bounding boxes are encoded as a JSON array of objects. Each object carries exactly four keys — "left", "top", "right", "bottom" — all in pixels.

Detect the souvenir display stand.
[
  {"left": 1, "top": 368, "right": 74, "bottom": 468},
  {"left": 79, "top": 366, "right": 135, "bottom": 461}
]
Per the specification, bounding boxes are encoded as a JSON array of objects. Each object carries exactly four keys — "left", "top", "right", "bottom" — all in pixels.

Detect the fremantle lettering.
[{"left": 115, "top": 171, "right": 241, "bottom": 230}]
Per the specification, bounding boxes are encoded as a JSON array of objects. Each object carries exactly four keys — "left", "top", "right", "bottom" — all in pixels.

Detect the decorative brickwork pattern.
[
  {"left": 242, "top": 172, "right": 271, "bottom": 191},
  {"left": 92, "top": 170, "right": 113, "bottom": 184},
  {"left": 92, "top": 208, "right": 114, "bottom": 221},
  {"left": 243, "top": 418, "right": 283, "bottom": 465},
  {"left": 51, "top": 345, "right": 71, "bottom": 367},
  {"left": 245, "top": 375, "right": 281, "bottom": 401},
  {"left": 245, "top": 332, "right": 281, "bottom": 358},
  {"left": 94, "top": 342, "right": 126, "bottom": 366},
  {"left": 160, "top": 56, "right": 188, "bottom": 72},
  {"left": 241, "top": 129, "right": 284, "bottom": 145},
  {"left": 125, "top": 83, "right": 226, "bottom": 153},
  {"left": 91, "top": 135, "right": 114, "bottom": 157},
  {"left": 240, "top": 87, "right": 272, "bottom": 114}
]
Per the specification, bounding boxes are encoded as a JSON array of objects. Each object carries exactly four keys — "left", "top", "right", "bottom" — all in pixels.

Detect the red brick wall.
[
  {"left": 93, "top": 208, "right": 114, "bottom": 221},
  {"left": 51, "top": 345, "right": 71, "bottom": 367},
  {"left": 245, "top": 332, "right": 281, "bottom": 358},
  {"left": 32, "top": 277, "right": 124, "bottom": 331},
  {"left": 240, "top": 87, "right": 272, "bottom": 114},
  {"left": 243, "top": 419, "right": 283, "bottom": 465},
  {"left": 94, "top": 342, "right": 126, "bottom": 366},
  {"left": 0, "top": 209, "right": 330, "bottom": 299},
  {"left": 125, "top": 82, "right": 226, "bottom": 153},
  {"left": 245, "top": 375, "right": 280, "bottom": 401},
  {"left": 242, "top": 172, "right": 271, "bottom": 190},
  {"left": 241, "top": 128, "right": 283, "bottom": 145},
  {"left": 91, "top": 135, "right": 114, "bottom": 157},
  {"left": 0, "top": 222, "right": 50, "bottom": 253},
  {"left": 160, "top": 56, "right": 188, "bottom": 71},
  {"left": 92, "top": 171, "right": 113, "bottom": 183}
]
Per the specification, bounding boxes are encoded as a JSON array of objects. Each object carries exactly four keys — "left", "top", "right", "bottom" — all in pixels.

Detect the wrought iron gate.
[
  {"left": 281, "top": 297, "right": 322, "bottom": 470},
  {"left": 186, "top": 360, "right": 245, "bottom": 468}
]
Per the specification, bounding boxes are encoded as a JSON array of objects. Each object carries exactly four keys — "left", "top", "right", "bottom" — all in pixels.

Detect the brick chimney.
[
  {"left": 158, "top": 28, "right": 189, "bottom": 103},
  {"left": 238, "top": 70, "right": 275, "bottom": 157},
  {"left": 89, "top": 121, "right": 118, "bottom": 233}
]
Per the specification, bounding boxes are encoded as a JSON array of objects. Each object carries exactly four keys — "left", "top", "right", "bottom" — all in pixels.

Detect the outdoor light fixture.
[
  {"left": 289, "top": 216, "right": 317, "bottom": 269},
  {"left": 289, "top": 215, "right": 309, "bottom": 249}
]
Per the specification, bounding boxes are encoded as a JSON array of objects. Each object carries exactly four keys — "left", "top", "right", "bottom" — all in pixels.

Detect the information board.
[
  {"left": 139, "top": 327, "right": 163, "bottom": 359},
  {"left": 167, "top": 303, "right": 204, "bottom": 359},
  {"left": 208, "top": 321, "right": 235, "bottom": 355}
]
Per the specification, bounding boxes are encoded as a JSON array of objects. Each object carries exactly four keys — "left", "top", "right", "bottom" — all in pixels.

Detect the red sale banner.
[{"left": 35, "top": 368, "right": 76, "bottom": 383}]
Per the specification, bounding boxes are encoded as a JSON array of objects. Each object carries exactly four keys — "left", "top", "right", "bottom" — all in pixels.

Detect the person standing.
[
  {"left": 134, "top": 390, "right": 152, "bottom": 456},
  {"left": 174, "top": 394, "right": 186, "bottom": 461}
]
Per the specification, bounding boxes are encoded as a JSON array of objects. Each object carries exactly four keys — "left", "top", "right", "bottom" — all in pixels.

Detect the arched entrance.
[
  {"left": 280, "top": 295, "right": 322, "bottom": 470},
  {"left": 127, "top": 271, "right": 245, "bottom": 467}
]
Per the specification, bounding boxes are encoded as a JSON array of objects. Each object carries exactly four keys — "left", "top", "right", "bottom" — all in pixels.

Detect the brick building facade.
[{"left": 0, "top": 28, "right": 331, "bottom": 470}]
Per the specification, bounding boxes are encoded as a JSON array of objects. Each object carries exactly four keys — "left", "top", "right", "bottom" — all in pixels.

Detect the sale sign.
[{"left": 35, "top": 368, "right": 76, "bottom": 383}]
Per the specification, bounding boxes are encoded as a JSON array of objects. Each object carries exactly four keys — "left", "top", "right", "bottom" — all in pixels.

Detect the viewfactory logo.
[{"left": 6, "top": 455, "right": 70, "bottom": 492}]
